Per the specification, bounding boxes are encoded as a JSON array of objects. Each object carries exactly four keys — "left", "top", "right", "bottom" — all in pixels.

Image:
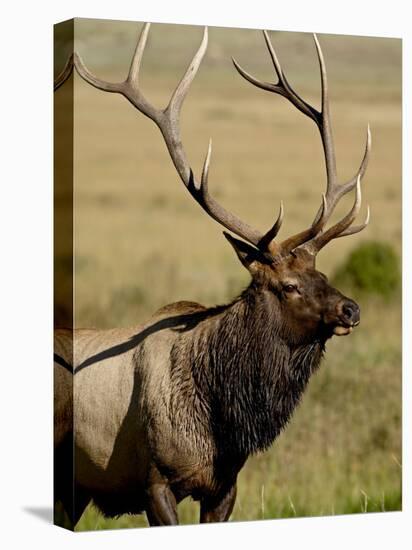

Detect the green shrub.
[{"left": 332, "top": 241, "right": 401, "bottom": 299}]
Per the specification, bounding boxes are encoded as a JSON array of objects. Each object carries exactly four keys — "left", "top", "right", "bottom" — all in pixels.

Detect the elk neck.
[{"left": 170, "top": 284, "right": 325, "bottom": 463}]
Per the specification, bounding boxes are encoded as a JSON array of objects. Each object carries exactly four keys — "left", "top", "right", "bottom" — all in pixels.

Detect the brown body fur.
[{"left": 55, "top": 301, "right": 224, "bottom": 525}]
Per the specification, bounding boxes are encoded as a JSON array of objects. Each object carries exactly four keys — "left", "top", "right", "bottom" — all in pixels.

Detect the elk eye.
[{"left": 283, "top": 284, "right": 297, "bottom": 293}]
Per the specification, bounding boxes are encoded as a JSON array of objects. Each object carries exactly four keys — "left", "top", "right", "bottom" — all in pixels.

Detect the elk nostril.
[
  {"left": 341, "top": 301, "right": 360, "bottom": 323},
  {"left": 342, "top": 304, "right": 354, "bottom": 318}
]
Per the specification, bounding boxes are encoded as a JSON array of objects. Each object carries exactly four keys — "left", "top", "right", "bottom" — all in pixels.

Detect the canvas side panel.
[{"left": 53, "top": 18, "right": 74, "bottom": 531}]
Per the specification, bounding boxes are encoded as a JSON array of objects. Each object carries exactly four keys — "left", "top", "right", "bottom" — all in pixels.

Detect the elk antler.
[
  {"left": 73, "top": 23, "right": 283, "bottom": 254},
  {"left": 54, "top": 53, "right": 74, "bottom": 91},
  {"left": 233, "top": 31, "right": 371, "bottom": 256}
]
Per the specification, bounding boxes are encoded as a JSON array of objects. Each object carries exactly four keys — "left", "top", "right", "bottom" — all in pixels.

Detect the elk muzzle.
[{"left": 333, "top": 298, "right": 360, "bottom": 336}]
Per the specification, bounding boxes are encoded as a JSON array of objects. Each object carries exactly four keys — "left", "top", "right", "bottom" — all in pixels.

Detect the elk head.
[
  {"left": 73, "top": 24, "right": 371, "bottom": 342},
  {"left": 224, "top": 233, "right": 360, "bottom": 343}
]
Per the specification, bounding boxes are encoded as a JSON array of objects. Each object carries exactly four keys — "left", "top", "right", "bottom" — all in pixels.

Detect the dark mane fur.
[{"left": 170, "top": 284, "right": 325, "bottom": 464}]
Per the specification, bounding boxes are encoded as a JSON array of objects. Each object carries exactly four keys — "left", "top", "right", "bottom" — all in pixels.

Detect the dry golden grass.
[{"left": 55, "top": 19, "right": 402, "bottom": 529}]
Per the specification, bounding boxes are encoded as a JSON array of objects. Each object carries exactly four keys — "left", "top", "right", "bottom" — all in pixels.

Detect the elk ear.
[{"left": 223, "top": 231, "right": 269, "bottom": 274}]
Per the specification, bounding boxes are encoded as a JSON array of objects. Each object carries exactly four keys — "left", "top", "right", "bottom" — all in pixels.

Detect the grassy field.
[{"left": 55, "top": 19, "right": 401, "bottom": 530}]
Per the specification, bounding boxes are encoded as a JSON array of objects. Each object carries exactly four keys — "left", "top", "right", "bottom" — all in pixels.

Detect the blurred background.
[{"left": 55, "top": 18, "right": 401, "bottom": 529}]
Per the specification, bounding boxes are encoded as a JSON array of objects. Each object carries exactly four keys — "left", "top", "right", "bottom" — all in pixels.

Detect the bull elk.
[{"left": 54, "top": 23, "right": 371, "bottom": 528}]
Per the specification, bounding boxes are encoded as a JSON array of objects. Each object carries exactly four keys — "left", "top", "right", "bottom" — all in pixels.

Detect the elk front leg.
[
  {"left": 145, "top": 467, "right": 178, "bottom": 526},
  {"left": 200, "top": 483, "right": 237, "bottom": 523}
]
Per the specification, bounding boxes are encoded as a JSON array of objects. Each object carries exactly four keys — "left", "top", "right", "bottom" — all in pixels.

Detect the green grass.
[{"left": 56, "top": 19, "right": 402, "bottom": 530}]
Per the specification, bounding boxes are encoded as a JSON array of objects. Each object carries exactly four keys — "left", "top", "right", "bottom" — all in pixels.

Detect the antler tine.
[
  {"left": 74, "top": 23, "right": 280, "bottom": 251},
  {"left": 54, "top": 53, "right": 74, "bottom": 91},
  {"left": 311, "top": 124, "right": 371, "bottom": 226},
  {"left": 154, "top": 26, "right": 209, "bottom": 186},
  {"left": 74, "top": 23, "right": 161, "bottom": 124},
  {"left": 264, "top": 31, "right": 321, "bottom": 123},
  {"left": 280, "top": 194, "right": 328, "bottom": 255},
  {"left": 304, "top": 176, "right": 365, "bottom": 254},
  {"left": 127, "top": 22, "right": 151, "bottom": 86},
  {"left": 74, "top": 53, "right": 124, "bottom": 94},
  {"left": 257, "top": 202, "right": 284, "bottom": 251},
  {"left": 340, "top": 124, "right": 372, "bottom": 196},
  {"left": 233, "top": 32, "right": 318, "bottom": 123},
  {"left": 167, "top": 26, "right": 208, "bottom": 119},
  {"left": 312, "top": 33, "right": 338, "bottom": 194},
  {"left": 337, "top": 205, "right": 370, "bottom": 238},
  {"left": 200, "top": 141, "right": 285, "bottom": 247},
  {"left": 198, "top": 140, "right": 268, "bottom": 245}
]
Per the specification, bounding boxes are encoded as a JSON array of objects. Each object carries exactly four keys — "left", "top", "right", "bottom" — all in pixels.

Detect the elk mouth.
[
  {"left": 331, "top": 299, "right": 360, "bottom": 336},
  {"left": 333, "top": 319, "right": 360, "bottom": 336}
]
